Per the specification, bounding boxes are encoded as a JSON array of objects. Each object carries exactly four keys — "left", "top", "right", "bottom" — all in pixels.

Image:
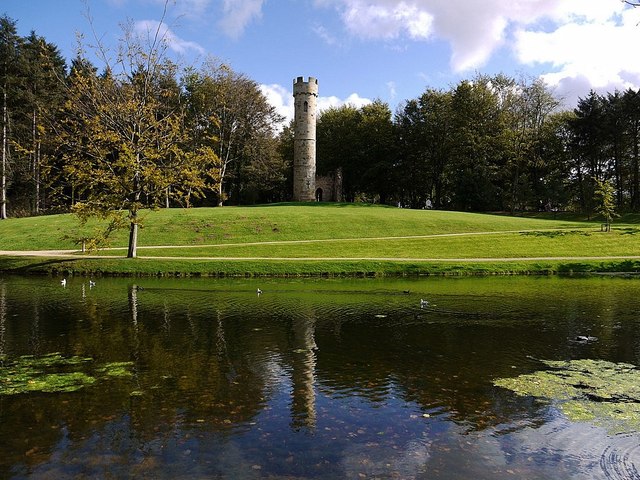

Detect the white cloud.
[
  {"left": 313, "top": 24, "right": 341, "bottom": 46},
  {"left": 514, "top": 4, "right": 640, "bottom": 102},
  {"left": 315, "top": 0, "right": 554, "bottom": 71},
  {"left": 134, "top": 20, "right": 205, "bottom": 54},
  {"left": 260, "top": 84, "right": 372, "bottom": 129},
  {"left": 260, "top": 83, "right": 294, "bottom": 125},
  {"left": 386, "top": 81, "right": 397, "bottom": 100},
  {"left": 315, "top": 0, "right": 640, "bottom": 102},
  {"left": 546, "top": 0, "right": 626, "bottom": 23},
  {"left": 318, "top": 92, "right": 372, "bottom": 112},
  {"left": 339, "top": 1, "right": 434, "bottom": 40},
  {"left": 219, "top": 0, "right": 265, "bottom": 38},
  {"left": 175, "top": 0, "right": 212, "bottom": 19}
]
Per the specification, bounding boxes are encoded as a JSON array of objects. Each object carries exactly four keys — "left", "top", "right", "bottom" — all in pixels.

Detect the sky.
[{"left": 3, "top": 0, "right": 640, "bottom": 124}]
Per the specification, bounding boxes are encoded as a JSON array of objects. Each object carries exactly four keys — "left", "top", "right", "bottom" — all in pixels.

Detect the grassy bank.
[
  {"left": 0, "top": 203, "right": 593, "bottom": 250},
  {"left": 1, "top": 255, "right": 639, "bottom": 278},
  {"left": 0, "top": 203, "right": 639, "bottom": 277}
]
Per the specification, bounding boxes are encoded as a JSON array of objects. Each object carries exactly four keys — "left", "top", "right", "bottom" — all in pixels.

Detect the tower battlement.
[{"left": 293, "top": 77, "right": 319, "bottom": 96}]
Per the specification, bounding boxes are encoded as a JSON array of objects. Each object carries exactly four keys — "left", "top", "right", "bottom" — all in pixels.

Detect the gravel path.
[{"left": 1, "top": 250, "right": 639, "bottom": 263}]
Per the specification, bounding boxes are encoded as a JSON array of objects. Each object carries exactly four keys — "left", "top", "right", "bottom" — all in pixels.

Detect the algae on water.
[
  {"left": 494, "top": 359, "right": 640, "bottom": 434},
  {"left": 0, "top": 353, "right": 134, "bottom": 395},
  {"left": 97, "top": 361, "right": 135, "bottom": 378}
]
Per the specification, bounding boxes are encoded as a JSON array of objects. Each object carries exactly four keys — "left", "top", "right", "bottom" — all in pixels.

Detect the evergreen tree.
[
  {"left": 395, "top": 89, "right": 453, "bottom": 208},
  {"left": 0, "top": 16, "right": 22, "bottom": 219},
  {"left": 16, "top": 32, "right": 66, "bottom": 214},
  {"left": 569, "top": 91, "right": 609, "bottom": 214},
  {"left": 623, "top": 89, "right": 640, "bottom": 209}
]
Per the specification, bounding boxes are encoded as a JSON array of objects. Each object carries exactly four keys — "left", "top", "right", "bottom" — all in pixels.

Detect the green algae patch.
[
  {"left": 0, "top": 354, "right": 95, "bottom": 395},
  {"left": 494, "top": 359, "right": 640, "bottom": 434},
  {"left": 97, "top": 361, "right": 135, "bottom": 378},
  {"left": 14, "top": 352, "right": 94, "bottom": 369},
  {"left": 0, "top": 354, "right": 134, "bottom": 395},
  {"left": 18, "top": 372, "right": 96, "bottom": 394}
]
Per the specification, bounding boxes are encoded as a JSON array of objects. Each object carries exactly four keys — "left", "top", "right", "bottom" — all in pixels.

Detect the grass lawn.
[{"left": 0, "top": 203, "right": 638, "bottom": 276}]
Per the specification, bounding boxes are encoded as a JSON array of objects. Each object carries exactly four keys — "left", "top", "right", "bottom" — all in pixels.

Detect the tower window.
[{"left": 304, "top": 101, "right": 308, "bottom": 113}]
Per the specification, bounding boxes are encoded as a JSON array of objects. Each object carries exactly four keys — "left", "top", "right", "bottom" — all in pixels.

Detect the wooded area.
[
  {"left": 296, "top": 75, "right": 640, "bottom": 217},
  {"left": 2, "top": 12, "right": 640, "bottom": 226}
]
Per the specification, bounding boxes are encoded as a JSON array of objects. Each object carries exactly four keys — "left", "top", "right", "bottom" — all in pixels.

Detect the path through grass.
[{"left": 1, "top": 204, "right": 638, "bottom": 276}]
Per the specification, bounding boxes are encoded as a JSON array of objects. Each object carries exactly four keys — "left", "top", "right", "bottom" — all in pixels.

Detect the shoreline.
[{"left": 1, "top": 254, "right": 639, "bottom": 278}]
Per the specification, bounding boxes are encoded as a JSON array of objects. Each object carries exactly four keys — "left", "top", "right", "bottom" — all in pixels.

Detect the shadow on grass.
[
  {"left": 557, "top": 260, "right": 640, "bottom": 274},
  {"left": 520, "top": 230, "right": 592, "bottom": 238},
  {"left": 0, "top": 257, "right": 91, "bottom": 275},
  {"left": 244, "top": 202, "right": 394, "bottom": 209},
  {"left": 489, "top": 212, "right": 640, "bottom": 224}
]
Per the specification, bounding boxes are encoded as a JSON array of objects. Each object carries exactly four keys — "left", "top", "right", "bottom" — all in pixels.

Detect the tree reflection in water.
[{"left": 0, "top": 275, "right": 640, "bottom": 479}]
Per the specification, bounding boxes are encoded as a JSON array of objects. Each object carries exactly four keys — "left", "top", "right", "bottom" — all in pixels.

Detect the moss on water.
[
  {"left": 14, "top": 352, "right": 93, "bottom": 368},
  {"left": 25, "top": 372, "right": 96, "bottom": 394},
  {"left": 494, "top": 359, "right": 640, "bottom": 434},
  {"left": 0, "top": 354, "right": 134, "bottom": 395},
  {"left": 97, "top": 361, "right": 135, "bottom": 378}
]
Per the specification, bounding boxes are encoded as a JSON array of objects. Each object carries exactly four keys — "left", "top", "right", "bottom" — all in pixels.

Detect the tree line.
[
  {"left": 3, "top": 13, "right": 640, "bottom": 229},
  {"left": 312, "top": 76, "right": 640, "bottom": 217},
  {"left": 0, "top": 15, "right": 285, "bottom": 223}
]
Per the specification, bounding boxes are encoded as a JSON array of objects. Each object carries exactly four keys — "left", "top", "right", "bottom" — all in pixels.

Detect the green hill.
[{"left": 0, "top": 203, "right": 639, "bottom": 277}]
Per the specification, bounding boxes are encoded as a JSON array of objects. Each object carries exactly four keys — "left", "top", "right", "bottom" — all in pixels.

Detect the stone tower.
[{"left": 293, "top": 76, "right": 318, "bottom": 202}]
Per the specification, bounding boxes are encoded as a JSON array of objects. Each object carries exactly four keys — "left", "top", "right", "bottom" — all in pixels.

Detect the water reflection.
[
  {"left": 0, "top": 275, "right": 639, "bottom": 479},
  {"left": 290, "top": 316, "right": 318, "bottom": 430},
  {"left": 0, "top": 280, "right": 5, "bottom": 357}
]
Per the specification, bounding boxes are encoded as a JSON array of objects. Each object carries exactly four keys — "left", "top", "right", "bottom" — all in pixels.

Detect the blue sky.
[{"left": 4, "top": 0, "right": 640, "bottom": 123}]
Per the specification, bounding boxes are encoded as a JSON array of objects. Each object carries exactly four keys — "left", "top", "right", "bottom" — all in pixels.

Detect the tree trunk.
[
  {"left": 1, "top": 86, "right": 7, "bottom": 220},
  {"left": 35, "top": 136, "right": 40, "bottom": 213},
  {"left": 32, "top": 109, "right": 40, "bottom": 214},
  {"left": 633, "top": 122, "right": 640, "bottom": 210},
  {"left": 127, "top": 215, "right": 138, "bottom": 258},
  {"left": 217, "top": 178, "right": 224, "bottom": 207},
  {"left": 128, "top": 159, "right": 141, "bottom": 258}
]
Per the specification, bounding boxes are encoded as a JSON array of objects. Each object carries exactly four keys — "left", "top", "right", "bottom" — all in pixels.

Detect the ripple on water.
[
  {"left": 516, "top": 415, "right": 640, "bottom": 480},
  {"left": 600, "top": 439, "right": 640, "bottom": 480}
]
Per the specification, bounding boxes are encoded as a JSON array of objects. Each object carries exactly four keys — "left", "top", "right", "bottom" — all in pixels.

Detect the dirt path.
[
  {"left": 1, "top": 250, "right": 639, "bottom": 263},
  {"left": 1, "top": 228, "right": 635, "bottom": 262}
]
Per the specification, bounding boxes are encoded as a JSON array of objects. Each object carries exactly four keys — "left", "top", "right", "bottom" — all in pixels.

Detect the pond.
[{"left": 1, "top": 274, "right": 640, "bottom": 479}]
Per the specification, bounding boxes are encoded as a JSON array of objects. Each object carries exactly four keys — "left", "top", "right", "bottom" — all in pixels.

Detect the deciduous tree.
[
  {"left": 595, "top": 178, "right": 617, "bottom": 231},
  {"left": 183, "top": 59, "right": 282, "bottom": 206},
  {"left": 58, "top": 16, "right": 215, "bottom": 257}
]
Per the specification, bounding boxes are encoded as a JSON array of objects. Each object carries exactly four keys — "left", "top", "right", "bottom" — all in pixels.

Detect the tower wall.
[{"left": 293, "top": 76, "right": 318, "bottom": 202}]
